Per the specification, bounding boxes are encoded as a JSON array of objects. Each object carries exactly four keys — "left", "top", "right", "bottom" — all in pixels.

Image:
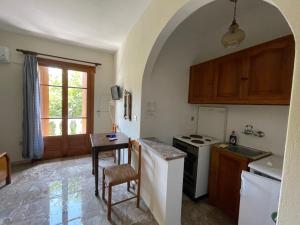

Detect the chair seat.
[{"left": 104, "top": 164, "right": 137, "bottom": 185}]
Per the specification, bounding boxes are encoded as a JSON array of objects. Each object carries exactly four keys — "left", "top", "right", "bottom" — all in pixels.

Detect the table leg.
[
  {"left": 118, "top": 149, "right": 121, "bottom": 165},
  {"left": 94, "top": 150, "right": 99, "bottom": 196},
  {"left": 92, "top": 148, "right": 95, "bottom": 175}
]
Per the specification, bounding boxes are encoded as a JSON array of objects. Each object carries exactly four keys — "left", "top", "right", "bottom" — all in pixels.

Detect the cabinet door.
[
  {"left": 215, "top": 151, "right": 249, "bottom": 221},
  {"left": 244, "top": 36, "right": 295, "bottom": 104},
  {"left": 213, "top": 53, "right": 246, "bottom": 103},
  {"left": 188, "top": 61, "right": 214, "bottom": 103},
  {"left": 208, "top": 147, "right": 219, "bottom": 204}
]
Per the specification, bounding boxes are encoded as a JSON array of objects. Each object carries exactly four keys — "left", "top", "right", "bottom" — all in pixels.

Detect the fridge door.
[{"left": 238, "top": 171, "right": 281, "bottom": 225}]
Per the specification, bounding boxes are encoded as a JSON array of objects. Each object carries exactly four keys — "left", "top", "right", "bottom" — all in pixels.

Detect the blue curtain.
[{"left": 22, "top": 54, "right": 44, "bottom": 159}]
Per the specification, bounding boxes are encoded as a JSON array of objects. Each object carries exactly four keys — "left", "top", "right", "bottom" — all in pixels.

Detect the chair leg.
[
  {"left": 102, "top": 170, "right": 105, "bottom": 201},
  {"left": 113, "top": 151, "right": 116, "bottom": 163},
  {"left": 6, "top": 155, "right": 11, "bottom": 185},
  {"left": 108, "top": 185, "right": 112, "bottom": 221},
  {"left": 127, "top": 181, "right": 130, "bottom": 192},
  {"left": 6, "top": 177, "right": 11, "bottom": 185},
  {"left": 137, "top": 178, "right": 141, "bottom": 208}
]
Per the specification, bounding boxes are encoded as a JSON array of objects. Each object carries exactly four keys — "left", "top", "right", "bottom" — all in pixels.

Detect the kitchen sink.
[{"left": 227, "top": 145, "right": 271, "bottom": 160}]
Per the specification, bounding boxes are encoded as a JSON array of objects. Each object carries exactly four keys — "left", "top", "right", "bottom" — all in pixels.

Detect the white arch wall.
[
  {"left": 140, "top": 0, "right": 292, "bottom": 157},
  {"left": 115, "top": 0, "right": 300, "bottom": 224}
]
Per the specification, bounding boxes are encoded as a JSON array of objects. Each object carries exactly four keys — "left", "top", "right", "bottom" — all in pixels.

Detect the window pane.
[
  {"left": 39, "top": 66, "right": 62, "bottom": 86},
  {"left": 40, "top": 86, "right": 62, "bottom": 118},
  {"left": 49, "top": 87, "right": 63, "bottom": 118},
  {"left": 68, "top": 70, "right": 87, "bottom": 88},
  {"left": 68, "top": 88, "right": 87, "bottom": 118},
  {"left": 68, "top": 118, "right": 86, "bottom": 135},
  {"left": 42, "top": 119, "right": 62, "bottom": 136}
]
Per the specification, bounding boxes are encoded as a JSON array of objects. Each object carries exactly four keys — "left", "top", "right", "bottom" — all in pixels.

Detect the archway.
[{"left": 138, "top": 0, "right": 299, "bottom": 224}]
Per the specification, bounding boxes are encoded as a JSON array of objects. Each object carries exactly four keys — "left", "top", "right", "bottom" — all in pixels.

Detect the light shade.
[{"left": 222, "top": 20, "right": 246, "bottom": 47}]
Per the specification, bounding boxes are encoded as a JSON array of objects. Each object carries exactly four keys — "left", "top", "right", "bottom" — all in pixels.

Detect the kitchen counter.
[
  {"left": 139, "top": 137, "right": 185, "bottom": 225},
  {"left": 140, "top": 137, "right": 186, "bottom": 161},
  {"left": 215, "top": 144, "right": 271, "bottom": 160}
]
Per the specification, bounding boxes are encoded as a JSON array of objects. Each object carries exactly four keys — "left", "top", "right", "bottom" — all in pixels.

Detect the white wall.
[
  {"left": 225, "top": 106, "right": 289, "bottom": 156},
  {"left": 113, "top": 0, "right": 300, "bottom": 222},
  {"left": 140, "top": 0, "right": 291, "bottom": 156},
  {"left": 0, "top": 30, "right": 115, "bottom": 162}
]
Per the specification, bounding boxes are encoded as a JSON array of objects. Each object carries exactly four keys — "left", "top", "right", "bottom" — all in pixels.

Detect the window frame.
[{"left": 38, "top": 58, "right": 95, "bottom": 137}]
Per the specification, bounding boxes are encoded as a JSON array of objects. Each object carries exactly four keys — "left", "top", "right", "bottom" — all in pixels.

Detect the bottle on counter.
[{"left": 229, "top": 131, "right": 237, "bottom": 145}]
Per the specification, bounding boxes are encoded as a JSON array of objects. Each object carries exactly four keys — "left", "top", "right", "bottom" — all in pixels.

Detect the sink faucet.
[
  {"left": 244, "top": 124, "right": 253, "bottom": 135},
  {"left": 243, "top": 124, "right": 265, "bottom": 138}
]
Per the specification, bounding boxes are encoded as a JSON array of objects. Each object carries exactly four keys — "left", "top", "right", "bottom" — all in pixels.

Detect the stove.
[
  {"left": 173, "top": 134, "right": 220, "bottom": 200},
  {"left": 181, "top": 136, "right": 191, "bottom": 139},
  {"left": 174, "top": 134, "right": 219, "bottom": 148},
  {"left": 190, "top": 134, "right": 203, "bottom": 139},
  {"left": 191, "top": 139, "right": 205, "bottom": 144}
]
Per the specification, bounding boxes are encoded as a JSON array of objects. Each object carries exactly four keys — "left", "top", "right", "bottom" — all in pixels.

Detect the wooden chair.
[
  {"left": 102, "top": 140, "right": 142, "bottom": 221},
  {"left": 99, "top": 123, "right": 117, "bottom": 162},
  {"left": 0, "top": 152, "right": 11, "bottom": 186}
]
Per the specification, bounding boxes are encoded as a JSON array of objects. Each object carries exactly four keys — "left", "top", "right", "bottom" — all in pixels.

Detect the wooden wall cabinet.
[
  {"left": 188, "top": 35, "right": 295, "bottom": 105},
  {"left": 208, "top": 146, "right": 251, "bottom": 222},
  {"left": 213, "top": 52, "right": 246, "bottom": 103},
  {"left": 243, "top": 36, "right": 294, "bottom": 104},
  {"left": 189, "top": 61, "right": 214, "bottom": 103}
]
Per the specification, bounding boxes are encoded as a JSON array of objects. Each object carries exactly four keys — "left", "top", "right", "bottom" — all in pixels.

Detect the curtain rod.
[{"left": 16, "top": 49, "right": 101, "bottom": 67}]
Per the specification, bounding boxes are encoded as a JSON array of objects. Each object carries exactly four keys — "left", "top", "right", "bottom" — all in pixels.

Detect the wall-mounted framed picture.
[{"left": 124, "top": 90, "right": 132, "bottom": 121}]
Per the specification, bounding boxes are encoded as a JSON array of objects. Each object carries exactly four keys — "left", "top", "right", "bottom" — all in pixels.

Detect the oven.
[{"left": 173, "top": 138, "right": 198, "bottom": 199}]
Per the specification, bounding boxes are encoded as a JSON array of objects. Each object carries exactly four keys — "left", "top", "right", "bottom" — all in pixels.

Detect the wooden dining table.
[{"left": 90, "top": 132, "right": 130, "bottom": 196}]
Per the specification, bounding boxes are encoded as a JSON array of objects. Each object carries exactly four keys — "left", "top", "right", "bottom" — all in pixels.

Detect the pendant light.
[{"left": 221, "top": 0, "right": 245, "bottom": 47}]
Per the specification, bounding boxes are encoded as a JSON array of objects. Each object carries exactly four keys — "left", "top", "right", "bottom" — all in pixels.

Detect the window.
[{"left": 38, "top": 58, "right": 95, "bottom": 159}]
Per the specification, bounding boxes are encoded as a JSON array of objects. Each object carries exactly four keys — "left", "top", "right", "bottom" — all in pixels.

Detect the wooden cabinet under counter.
[
  {"left": 208, "top": 145, "right": 271, "bottom": 222},
  {"left": 188, "top": 35, "right": 295, "bottom": 105},
  {"left": 208, "top": 146, "right": 251, "bottom": 222}
]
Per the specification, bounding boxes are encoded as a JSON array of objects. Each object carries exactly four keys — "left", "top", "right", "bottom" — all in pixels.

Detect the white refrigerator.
[{"left": 238, "top": 171, "right": 281, "bottom": 225}]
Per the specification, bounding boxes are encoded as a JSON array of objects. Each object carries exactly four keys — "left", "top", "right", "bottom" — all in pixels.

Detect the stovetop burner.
[
  {"left": 181, "top": 136, "right": 191, "bottom": 139},
  {"left": 190, "top": 134, "right": 203, "bottom": 139},
  {"left": 191, "top": 139, "right": 205, "bottom": 144}
]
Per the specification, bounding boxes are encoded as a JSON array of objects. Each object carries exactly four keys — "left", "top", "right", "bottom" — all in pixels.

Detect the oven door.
[
  {"left": 173, "top": 138, "right": 198, "bottom": 199},
  {"left": 183, "top": 152, "right": 198, "bottom": 196}
]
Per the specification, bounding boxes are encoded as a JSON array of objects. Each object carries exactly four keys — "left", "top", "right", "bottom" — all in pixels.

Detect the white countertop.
[
  {"left": 140, "top": 137, "right": 186, "bottom": 161},
  {"left": 248, "top": 155, "right": 283, "bottom": 181}
]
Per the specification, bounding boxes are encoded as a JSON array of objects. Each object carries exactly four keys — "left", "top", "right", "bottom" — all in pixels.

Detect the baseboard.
[{"left": 11, "top": 159, "right": 31, "bottom": 166}]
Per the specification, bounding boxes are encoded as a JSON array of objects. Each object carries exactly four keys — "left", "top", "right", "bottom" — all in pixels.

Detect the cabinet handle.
[{"left": 241, "top": 77, "right": 248, "bottom": 81}]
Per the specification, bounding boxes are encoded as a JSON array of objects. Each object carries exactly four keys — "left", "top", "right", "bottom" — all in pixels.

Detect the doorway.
[{"left": 38, "top": 58, "right": 95, "bottom": 159}]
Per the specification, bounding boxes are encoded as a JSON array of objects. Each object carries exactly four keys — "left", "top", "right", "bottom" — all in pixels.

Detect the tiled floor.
[{"left": 0, "top": 156, "right": 234, "bottom": 225}]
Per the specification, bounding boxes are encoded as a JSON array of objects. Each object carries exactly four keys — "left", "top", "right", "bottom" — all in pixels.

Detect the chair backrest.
[{"left": 128, "top": 140, "right": 142, "bottom": 176}]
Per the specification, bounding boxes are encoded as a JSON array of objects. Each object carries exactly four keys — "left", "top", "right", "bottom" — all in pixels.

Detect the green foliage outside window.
[
  {"left": 49, "top": 121, "right": 56, "bottom": 136},
  {"left": 70, "top": 120, "right": 77, "bottom": 135},
  {"left": 47, "top": 69, "right": 84, "bottom": 118}
]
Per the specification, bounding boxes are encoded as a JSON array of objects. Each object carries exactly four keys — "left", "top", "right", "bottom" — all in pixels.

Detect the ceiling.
[
  {"left": 0, "top": 0, "right": 150, "bottom": 52},
  {"left": 155, "top": 0, "right": 292, "bottom": 65}
]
